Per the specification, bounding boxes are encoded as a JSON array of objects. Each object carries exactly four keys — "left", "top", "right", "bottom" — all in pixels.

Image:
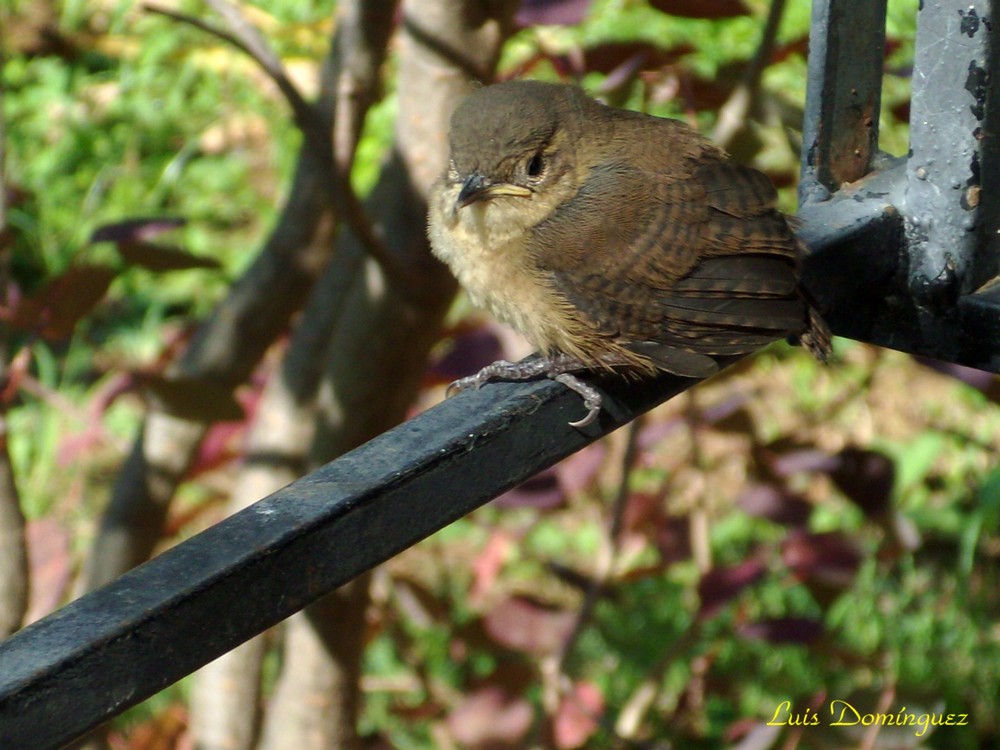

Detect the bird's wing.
[{"left": 528, "top": 157, "right": 808, "bottom": 377}]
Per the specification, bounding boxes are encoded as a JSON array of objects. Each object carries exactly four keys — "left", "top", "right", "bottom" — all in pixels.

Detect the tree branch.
[{"left": 711, "top": 0, "right": 787, "bottom": 150}]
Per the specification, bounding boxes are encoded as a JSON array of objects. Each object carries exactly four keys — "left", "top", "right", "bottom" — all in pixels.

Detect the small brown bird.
[{"left": 429, "top": 80, "right": 829, "bottom": 427}]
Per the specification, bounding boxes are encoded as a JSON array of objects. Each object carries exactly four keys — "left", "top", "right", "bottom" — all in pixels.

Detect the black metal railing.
[{"left": 1, "top": 1, "right": 996, "bottom": 748}]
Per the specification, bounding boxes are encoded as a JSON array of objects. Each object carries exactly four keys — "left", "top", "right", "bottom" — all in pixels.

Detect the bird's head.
[{"left": 442, "top": 80, "right": 594, "bottom": 230}]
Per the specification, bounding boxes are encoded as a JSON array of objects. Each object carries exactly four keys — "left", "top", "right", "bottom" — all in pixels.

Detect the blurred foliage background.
[{"left": 3, "top": 0, "right": 1000, "bottom": 749}]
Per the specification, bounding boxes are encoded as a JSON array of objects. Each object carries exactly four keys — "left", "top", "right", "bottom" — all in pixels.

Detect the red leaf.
[
  {"left": 554, "top": 681, "right": 604, "bottom": 749},
  {"left": 698, "top": 559, "right": 767, "bottom": 618},
  {"left": 470, "top": 530, "right": 514, "bottom": 604},
  {"left": 5, "top": 265, "right": 117, "bottom": 340},
  {"left": 107, "top": 701, "right": 187, "bottom": 750},
  {"left": 0, "top": 346, "right": 32, "bottom": 404},
  {"left": 446, "top": 686, "right": 533, "bottom": 749},
  {"left": 25, "top": 518, "right": 71, "bottom": 624},
  {"left": 90, "top": 216, "right": 186, "bottom": 244},
  {"left": 188, "top": 421, "right": 246, "bottom": 478},
  {"left": 648, "top": 0, "right": 749, "bottom": 18},
  {"left": 483, "top": 595, "right": 575, "bottom": 655},
  {"left": 117, "top": 240, "right": 221, "bottom": 272}
]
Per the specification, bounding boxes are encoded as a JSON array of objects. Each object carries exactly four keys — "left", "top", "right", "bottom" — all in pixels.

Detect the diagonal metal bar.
[{"left": 0, "top": 363, "right": 716, "bottom": 750}]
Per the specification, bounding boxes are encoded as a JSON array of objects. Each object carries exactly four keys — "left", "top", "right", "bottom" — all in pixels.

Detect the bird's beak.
[{"left": 456, "top": 173, "right": 531, "bottom": 208}]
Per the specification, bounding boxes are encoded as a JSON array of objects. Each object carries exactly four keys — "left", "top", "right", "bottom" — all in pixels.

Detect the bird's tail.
[{"left": 797, "top": 306, "right": 832, "bottom": 363}]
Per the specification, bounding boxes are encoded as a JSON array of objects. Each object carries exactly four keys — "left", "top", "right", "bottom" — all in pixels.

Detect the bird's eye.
[{"left": 526, "top": 152, "right": 545, "bottom": 178}]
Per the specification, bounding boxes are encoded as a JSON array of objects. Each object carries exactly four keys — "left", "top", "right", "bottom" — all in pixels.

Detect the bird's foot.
[{"left": 446, "top": 354, "right": 602, "bottom": 428}]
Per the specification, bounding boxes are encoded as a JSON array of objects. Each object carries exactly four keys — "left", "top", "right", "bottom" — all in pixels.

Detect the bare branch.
[
  {"left": 711, "top": 0, "right": 787, "bottom": 150},
  {"left": 188, "top": 2, "right": 397, "bottom": 746},
  {"left": 0, "top": 52, "right": 29, "bottom": 638},
  {"left": 142, "top": 2, "right": 316, "bottom": 135},
  {"left": 256, "top": 0, "right": 517, "bottom": 746},
  {"left": 143, "top": 0, "right": 413, "bottom": 288}
]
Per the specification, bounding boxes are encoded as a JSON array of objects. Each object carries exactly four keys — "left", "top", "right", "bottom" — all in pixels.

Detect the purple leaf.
[
  {"left": 140, "top": 374, "right": 245, "bottom": 423},
  {"left": 737, "top": 483, "right": 812, "bottom": 526},
  {"left": 6, "top": 264, "right": 117, "bottom": 340},
  {"left": 493, "top": 469, "right": 566, "bottom": 509},
  {"left": 648, "top": 0, "right": 750, "bottom": 19},
  {"left": 826, "top": 447, "right": 895, "bottom": 517},
  {"left": 431, "top": 325, "right": 506, "bottom": 382},
  {"left": 738, "top": 616, "right": 824, "bottom": 644},
  {"left": 915, "top": 355, "right": 1000, "bottom": 401},
  {"left": 637, "top": 416, "right": 685, "bottom": 450},
  {"left": 698, "top": 559, "right": 767, "bottom": 618},
  {"left": 555, "top": 443, "right": 606, "bottom": 495},
  {"left": 90, "top": 216, "right": 186, "bottom": 244},
  {"left": 915, "top": 355, "right": 994, "bottom": 390},
  {"left": 447, "top": 686, "right": 533, "bottom": 748},
  {"left": 483, "top": 595, "right": 576, "bottom": 655},
  {"left": 517, "top": 0, "right": 591, "bottom": 27},
  {"left": 769, "top": 449, "right": 838, "bottom": 477},
  {"left": 701, "top": 393, "right": 750, "bottom": 426},
  {"left": 782, "top": 531, "right": 861, "bottom": 590},
  {"left": 117, "top": 241, "right": 221, "bottom": 272},
  {"left": 582, "top": 41, "right": 695, "bottom": 75}
]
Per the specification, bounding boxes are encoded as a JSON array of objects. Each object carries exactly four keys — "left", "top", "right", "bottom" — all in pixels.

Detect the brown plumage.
[{"left": 428, "top": 80, "right": 829, "bottom": 426}]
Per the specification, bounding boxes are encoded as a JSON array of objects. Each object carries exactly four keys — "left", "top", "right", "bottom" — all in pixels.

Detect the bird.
[{"left": 428, "top": 80, "right": 829, "bottom": 428}]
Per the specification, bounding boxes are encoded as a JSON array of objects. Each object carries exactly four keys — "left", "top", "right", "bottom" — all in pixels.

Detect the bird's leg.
[{"left": 447, "top": 352, "right": 604, "bottom": 428}]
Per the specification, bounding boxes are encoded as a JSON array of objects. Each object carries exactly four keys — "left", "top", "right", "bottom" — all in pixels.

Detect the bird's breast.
[{"left": 428, "top": 187, "right": 583, "bottom": 355}]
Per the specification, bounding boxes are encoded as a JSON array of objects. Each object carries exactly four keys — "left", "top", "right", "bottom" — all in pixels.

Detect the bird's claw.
[
  {"left": 553, "top": 372, "right": 603, "bottom": 428},
  {"left": 445, "top": 375, "right": 478, "bottom": 398},
  {"left": 445, "top": 360, "right": 520, "bottom": 398}
]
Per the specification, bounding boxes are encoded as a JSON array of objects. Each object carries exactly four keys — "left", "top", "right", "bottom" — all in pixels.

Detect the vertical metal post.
[
  {"left": 971, "top": 3, "right": 1000, "bottom": 291},
  {"left": 800, "top": 0, "right": 888, "bottom": 202},
  {"left": 905, "top": 0, "right": 992, "bottom": 306}
]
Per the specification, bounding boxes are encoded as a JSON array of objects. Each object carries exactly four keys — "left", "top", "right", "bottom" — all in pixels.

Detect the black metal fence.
[{"left": 2, "top": 0, "right": 997, "bottom": 748}]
